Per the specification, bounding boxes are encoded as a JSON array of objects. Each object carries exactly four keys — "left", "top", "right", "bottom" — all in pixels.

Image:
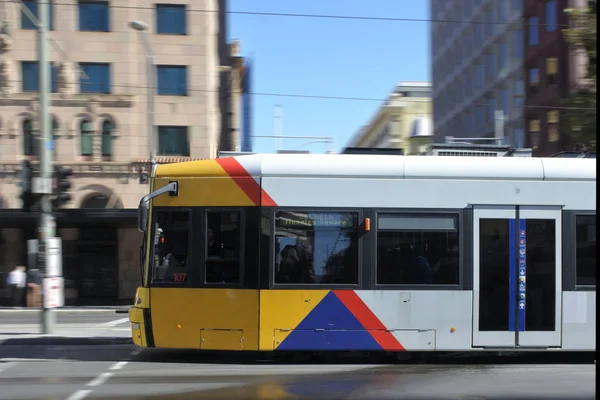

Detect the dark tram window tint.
[
  {"left": 205, "top": 210, "right": 242, "bottom": 284},
  {"left": 478, "top": 218, "right": 510, "bottom": 331},
  {"left": 150, "top": 210, "right": 191, "bottom": 284},
  {"left": 377, "top": 214, "right": 459, "bottom": 285},
  {"left": 576, "top": 215, "right": 596, "bottom": 286},
  {"left": 274, "top": 211, "right": 359, "bottom": 285},
  {"left": 524, "top": 219, "right": 556, "bottom": 331}
]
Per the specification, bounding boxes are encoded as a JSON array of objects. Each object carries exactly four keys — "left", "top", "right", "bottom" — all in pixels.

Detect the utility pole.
[{"left": 38, "top": 0, "right": 56, "bottom": 334}]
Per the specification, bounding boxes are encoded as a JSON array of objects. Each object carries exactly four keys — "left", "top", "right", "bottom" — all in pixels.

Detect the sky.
[{"left": 228, "top": 0, "right": 431, "bottom": 154}]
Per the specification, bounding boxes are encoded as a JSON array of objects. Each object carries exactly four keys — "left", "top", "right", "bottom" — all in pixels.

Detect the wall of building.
[
  {"left": 523, "top": 0, "right": 589, "bottom": 156},
  {"left": 346, "top": 83, "right": 433, "bottom": 154},
  {"left": 0, "top": 0, "right": 238, "bottom": 305}
]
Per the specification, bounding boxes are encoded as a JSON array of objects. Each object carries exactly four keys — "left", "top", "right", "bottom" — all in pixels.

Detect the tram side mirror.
[{"left": 138, "top": 199, "right": 149, "bottom": 233}]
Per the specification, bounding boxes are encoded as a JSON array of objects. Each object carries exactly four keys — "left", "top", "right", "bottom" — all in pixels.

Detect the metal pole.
[
  {"left": 495, "top": 110, "right": 505, "bottom": 145},
  {"left": 140, "top": 32, "right": 156, "bottom": 165},
  {"left": 38, "top": 0, "right": 56, "bottom": 334}
]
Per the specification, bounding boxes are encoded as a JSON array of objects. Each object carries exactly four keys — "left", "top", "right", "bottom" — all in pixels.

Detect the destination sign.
[{"left": 276, "top": 212, "right": 357, "bottom": 229}]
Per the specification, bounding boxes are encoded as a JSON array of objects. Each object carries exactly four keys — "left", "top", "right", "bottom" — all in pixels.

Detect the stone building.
[{"left": 0, "top": 0, "right": 243, "bottom": 305}]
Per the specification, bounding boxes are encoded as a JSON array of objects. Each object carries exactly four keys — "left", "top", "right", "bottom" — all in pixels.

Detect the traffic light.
[
  {"left": 19, "top": 160, "right": 34, "bottom": 212},
  {"left": 52, "top": 165, "right": 73, "bottom": 208}
]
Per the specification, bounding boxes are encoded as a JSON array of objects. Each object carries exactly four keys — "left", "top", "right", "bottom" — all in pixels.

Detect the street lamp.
[{"left": 129, "top": 20, "right": 156, "bottom": 166}]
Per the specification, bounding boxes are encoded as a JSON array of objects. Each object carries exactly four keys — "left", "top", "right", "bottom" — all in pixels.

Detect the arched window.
[
  {"left": 101, "top": 119, "right": 114, "bottom": 156},
  {"left": 80, "top": 119, "right": 93, "bottom": 156},
  {"left": 23, "top": 119, "right": 35, "bottom": 156},
  {"left": 82, "top": 194, "right": 109, "bottom": 209}
]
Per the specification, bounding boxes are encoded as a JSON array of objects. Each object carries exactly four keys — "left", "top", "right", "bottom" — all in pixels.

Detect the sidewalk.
[
  {"left": 0, "top": 306, "right": 131, "bottom": 313},
  {"left": 0, "top": 323, "right": 133, "bottom": 346}
]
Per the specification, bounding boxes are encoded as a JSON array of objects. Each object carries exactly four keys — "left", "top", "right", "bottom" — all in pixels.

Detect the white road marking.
[
  {"left": 98, "top": 318, "right": 129, "bottom": 327},
  {"left": 109, "top": 361, "right": 128, "bottom": 371},
  {"left": 0, "top": 362, "right": 17, "bottom": 374},
  {"left": 86, "top": 372, "right": 113, "bottom": 387},
  {"left": 65, "top": 390, "right": 92, "bottom": 400},
  {"left": 130, "top": 349, "right": 143, "bottom": 356}
]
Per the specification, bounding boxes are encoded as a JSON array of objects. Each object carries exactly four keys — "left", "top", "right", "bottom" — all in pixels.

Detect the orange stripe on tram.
[{"left": 216, "top": 157, "right": 278, "bottom": 206}]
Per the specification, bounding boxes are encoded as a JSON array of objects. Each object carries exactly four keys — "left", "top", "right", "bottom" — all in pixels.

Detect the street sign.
[
  {"left": 45, "top": 237, "right": 62, "bottom": 277},
  {"left": 43, "top": 277, "right": 64, "bottom": 309},
  {"left": 32, "top": 177, "right": 53, "bottom": 194}
]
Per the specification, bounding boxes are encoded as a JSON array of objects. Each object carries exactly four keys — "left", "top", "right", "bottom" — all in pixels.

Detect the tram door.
[{"left": 472, "top": 205, "right": 562, "bottom": 348}]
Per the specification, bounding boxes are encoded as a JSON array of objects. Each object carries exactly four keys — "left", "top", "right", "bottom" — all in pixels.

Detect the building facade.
[
  {"left": 0, "top": 0, "right": 241, "bottom": 305},
  {"left": 345, "top": 82, "right": 433, "bottom": 155},
  {"left": 431, "top": 0, "right": 526, "bottom": 147},
  {"left": 523, "top": 0, "right": 589, "bottom": 156}
]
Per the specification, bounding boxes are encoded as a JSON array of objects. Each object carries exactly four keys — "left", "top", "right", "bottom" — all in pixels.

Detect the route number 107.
[{"left": 172, "top": 272, "right": 188, "bottom": 282}]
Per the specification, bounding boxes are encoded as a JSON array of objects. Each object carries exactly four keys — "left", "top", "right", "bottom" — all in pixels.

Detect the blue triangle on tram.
[{"left": 277, "top": 291, "right": 382, "bottom": 351}]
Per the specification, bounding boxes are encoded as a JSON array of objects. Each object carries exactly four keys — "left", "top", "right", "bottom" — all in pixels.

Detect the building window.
[
  {"left": 485, "top": 8, "right": 494, "bottom": 36},
  {"left": 377, "top": 214, "right": 459, "bottom": 285},
  {"left": 546, "top": 57, "right": 558, "bottom": 85},
  {"left": 547, "top": 110, "right": 559, "bottom": 142},
  {"left": 80, "top": 63, "right": 111, "bottom": 94},
  {"left": 498, "top": 42, "right": 508, "bottom": 70},
  {"left": 528, "top": 68, "right": 540, "bottom": 95},
  {"left": 514, "top": 127, "right": 525, "bottom": 148},
  {"left": 78, "top": 0, "right": 110, "bottom": 32},
  {"left": 512, "top": 0, "right": 522, "bottom": 13},
  {"left": 486, "top": 53, "right": 496, "bottom": 81},
  {"left": 498, "top": 0, "right": 509, "bottom": 22},
  {"left": 156, "top": 4, "right": 187, "bottom": 35},
  {"left": 514, "top": 79, "right": 524, "bottom": 106},
  {"left": 205, "top": 210, "right": 242, "bottom": 284},
  {"left": 529, "top": 119, "right": 540, "bottom": 148},
  {"left": 576, "top": 215, "right": 596, "bottom": 286},
  {"left": 23, "top": 119, "right": 36, "bottom": 156},
  {"left": 157, "top": 66, "right": 188, "bottom": 96},
  {"left": 52, "top": 117, "right": 59, "bottom": 150},
  {"left": 21, "top": 0, "right": 54, "bottom": 30},
  {"left": 21, "top": 62, "right": 58, "bottom": 93},
  {"left": 274, "top": 211, "right": 359, "bottom": 285},
  {"left": 546, "top": 0, "right": 557, "bottom": 32},
  {"left": 528, "top": 16, "right": 539, "bottom": 46},
  {"left": 513, "top": 30, "right": 523, "bottom": 59},
  {"left": 80, "top": 119, "right": 93, "bottom": 156},
  {"left": 158, "top": 126, "right": 190, "bottom": 156},
  {"left": 101, "top": 119, "right": 113, "bottom": 156},
  {"left": 151, "top": 210, "right": 191, "bottom": 284}
]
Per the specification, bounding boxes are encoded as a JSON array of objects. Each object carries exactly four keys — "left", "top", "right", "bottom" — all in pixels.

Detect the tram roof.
[{"left": 154, "top": 153, "right": 596, "bottom": 182}]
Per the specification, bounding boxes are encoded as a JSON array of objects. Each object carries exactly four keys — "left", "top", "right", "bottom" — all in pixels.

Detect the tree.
[{"left": 561, "top": 0, "right": 597, "bottom": 152}]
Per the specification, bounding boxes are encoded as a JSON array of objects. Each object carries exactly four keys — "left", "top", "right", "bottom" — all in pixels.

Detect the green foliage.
[{"left": 561, "top": 0, "right": 597, "bottom": 152}]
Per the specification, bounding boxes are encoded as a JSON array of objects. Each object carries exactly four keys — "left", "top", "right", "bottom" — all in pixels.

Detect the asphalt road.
[{"left": 0, "top": 345, "right": 595, "bottom": 400}]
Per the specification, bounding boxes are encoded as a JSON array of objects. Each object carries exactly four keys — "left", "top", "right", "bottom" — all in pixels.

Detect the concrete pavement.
[
  {"left": 0, "top": 344, "right": 595, "bottom": 400},
  {"left": 0, "top": 309, "right": 132, "bottom": 346}
]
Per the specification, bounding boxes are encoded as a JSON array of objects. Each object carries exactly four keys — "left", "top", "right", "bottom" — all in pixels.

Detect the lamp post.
[{"left": 129, "top": 20, "right": 156, "bottom": 166}]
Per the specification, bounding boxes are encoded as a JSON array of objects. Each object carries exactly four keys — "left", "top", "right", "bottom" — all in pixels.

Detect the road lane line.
[
  {"left": 65, "top": 390, "right": 92, "bottom": 400},
  {"left": 86, "top": 372, "right": 113, "bottom": 387},
  {"left": 109, "top": 361, "right": 128, "bottom": 371},
  {"left": 98, "top": 317, "right": 129, "bottom": 327}
]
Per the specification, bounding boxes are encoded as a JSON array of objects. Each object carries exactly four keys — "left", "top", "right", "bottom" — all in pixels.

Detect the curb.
[{"left": 0, "top": 336, "right": 133, "bottom": 346}]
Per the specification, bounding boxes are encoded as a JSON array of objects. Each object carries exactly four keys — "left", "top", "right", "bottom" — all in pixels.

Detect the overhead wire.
[
  {"left": 10, "top": 1, "right": 596, "bottom": 113},
  {"left": 26, "top": 2, "right": 572, "bottom": 28}
]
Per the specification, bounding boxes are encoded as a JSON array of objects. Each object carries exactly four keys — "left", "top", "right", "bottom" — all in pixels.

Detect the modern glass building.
[{"left": 430, "top": 0, "right": 525, "bottom": 147}]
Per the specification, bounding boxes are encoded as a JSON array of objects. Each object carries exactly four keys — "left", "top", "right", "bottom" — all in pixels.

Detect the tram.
[{"left": 129, "top": 153, "right": 596, "bottom": 352}]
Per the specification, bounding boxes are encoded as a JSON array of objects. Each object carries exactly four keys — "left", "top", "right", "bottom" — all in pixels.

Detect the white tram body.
[{"left": 249, "top": 154, "right": 596, "bottom": 352}]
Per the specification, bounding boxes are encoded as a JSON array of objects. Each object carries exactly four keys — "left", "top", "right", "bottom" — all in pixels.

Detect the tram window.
[
  {"left": 205, "top": 210, "right": 242, "bottom": 284},
  {"left": 575, "top": 215, "right": 596, "bottom": 286},
  {"left": 377, "top": 214, "right": 459, "bottom": 285},
  {"left": 274, "top": 211, "right": 359, "bottom": 285},
  {"left": 151, "top": 210, "right": 191, "bottom": 284}
]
